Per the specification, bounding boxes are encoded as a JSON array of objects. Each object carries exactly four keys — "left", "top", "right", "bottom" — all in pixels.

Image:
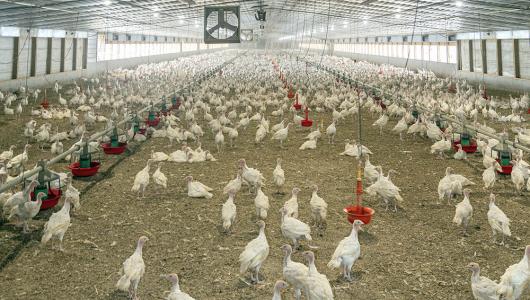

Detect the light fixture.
[
  {"left": 153, "top": 12, "right": 160, "bottom": 18},
  {"left": 455, "top": 1, "right": 463, "bottom": 7},
  {"left": 395, "top": 13, "right": 401, "bottom": 19},
  {"left": 103, "top": 0, "right": 111, "bottom": 5},
  {"left": 363, "top": 20, "right": 368, "bottom": 25},
  {"left": 330, "top": 25, "right": 335, "bottom": 31}
]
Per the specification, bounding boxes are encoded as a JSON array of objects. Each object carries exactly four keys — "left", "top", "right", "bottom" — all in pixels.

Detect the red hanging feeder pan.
[
  {"left": 452, "top": 140, "right": 477, "bottom": 153},
  {"left": 344, "top": 161, "right": 375, "bottom": 225},
  {"left": 68, "top": 161, "right": 100, "bottom": 177},
  {"left": 27, "top": 160, "right": 62, "bottom": 211},
  {"left": 146, "top": 117, "right": 160, "bottom": 127},
  {"left": 32, "top": 189, "right": 62, "bottom": 210},
  {"left": 493, "top": 143, "right": 513, "bottom": 175},
  {"left": 301, "top": 106, "right": 313, "bottom": 127},
  {"left": 101, "top": 127, "right": 127, "bottom": 154},
  {"left": 68, "top": 138, "right": 101, "bottom": 177},
  {"left": 101, "top": 142, "right": 127, "bottom": 155},
  {"left": 452, "top": 131, "right": 477, "bottom": 153},
  {"left": 496, "top": 160, "right": 513, "bottom": 175},
  {"left": 41, "top": 90, "right": 50, "bottom": 109},
  {"left": 292, "top": 93, "right": 302, "bottom": 110}
]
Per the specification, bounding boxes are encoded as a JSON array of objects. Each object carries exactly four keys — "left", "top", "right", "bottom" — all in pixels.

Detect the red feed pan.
[
  {"left": 146, "top": 118, "right": 160, "bottom": 127},
  {"left": 452, "top": 141, "right": 478, "bottom": 153},
  {"left": 101, "top": 142, "right": 127, "bottom": 155},
  {"left": 301, "top": 119, "right": 313, "bottom": 127},
  {"left": 68, "top": 161, "right": 101, "bottom": 177},
  {"left": 293, "top": 103, "right": 302, "bottom": 110},
  {"left": 344, "top": 205, "right": 374, "bottom": 224},
  {"left": 31, "top": 189, "right": 62, "bottom": 211},
  {"left": 495, "top": 160, "right": 513, "bottom": 175}
]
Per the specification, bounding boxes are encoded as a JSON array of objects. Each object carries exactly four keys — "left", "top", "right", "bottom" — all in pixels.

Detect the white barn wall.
[
  {"left": 51, "top": 38, "right": 61, "bottom": 74},
  {"left": 35, "top": 38, "right": 47, "bottom": 76},
  {"left": 0, "top": 37, "right": 13, "bottom": 81},
  {"left": 332, "top": 50, "right": 530, "bottom": 93},
  {"left": 0, "top": 48, "right": 223, "bottom": 91}
]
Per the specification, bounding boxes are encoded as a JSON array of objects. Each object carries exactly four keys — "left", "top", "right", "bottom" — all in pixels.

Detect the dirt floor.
[{"left": 0, "top": 79, "right": 529, "bottom": 299}]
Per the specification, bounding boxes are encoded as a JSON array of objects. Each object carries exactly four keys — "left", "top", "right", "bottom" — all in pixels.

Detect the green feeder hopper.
[
  {"left": 25, "top": 160, "right": 62, "bottom": 210},
  {"left": 492, "top": 140, "right": 513, "bottom": 175}
]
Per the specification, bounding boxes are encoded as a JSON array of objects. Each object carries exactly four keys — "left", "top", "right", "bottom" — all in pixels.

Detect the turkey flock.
[{"left": 0, "top": 50, "right": 529, "bottom": 299}]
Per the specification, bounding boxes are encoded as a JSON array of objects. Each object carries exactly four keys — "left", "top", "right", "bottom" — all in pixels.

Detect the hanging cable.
[{"left": 318, "top": 0, "right": 332, "bottom": 66}]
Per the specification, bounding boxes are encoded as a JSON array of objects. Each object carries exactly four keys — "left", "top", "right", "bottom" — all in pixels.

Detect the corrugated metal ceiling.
[{"left": 0, "top": 0, "right": 528, "bottom": 39}]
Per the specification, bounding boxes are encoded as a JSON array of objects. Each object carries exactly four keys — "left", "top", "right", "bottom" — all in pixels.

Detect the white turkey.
[
  {"left": 452, "top": 189, "right": 473, "bottom": 235},
  {"left": 116, "top": 236, "right": 148, "bottom": 300},
  {"left": 309, "top": 185, "right": 327, "bottom": 230},
  {"left": 303, "top": 251, "right": 334, "bottom": 300},
  {"left": 186, "top": 176, "right": 213, "bottom": 199},
  {"left": 487, "top": 193, "right": 511, "bottom": 245},
  {"left": 280, "top": 207, "right": 312, "bottom": 250},
  {"left": 221, "top": 191, "right": 236, "bottom": 233},
  {"left": 239, "top": 220, "right": 269, "bottom": 284},
  {"left": 272, "top": 280, "right": 288, "bottom": 300},
  {"left": 281, "top": 244, "right": 308, "bottom": 300},
  {"left": 163, "top": 273, "right": 196, "bottom": 300},
  {"left": 283, "top": 187, "right": 300, "bottom": 218},
  {"left": 497, "top": 245, "right": 530, "bottom": 300},
  {"left": 272, "top": 158, "right": 285, "bottom": 194},
  {"left": 467, "top": 262, "right": 500, "bottom": 300},
  {"left": 41, "top": 198, "right": 72, "bottom": 251},
  {"left": 131, "top": 159, "right": 153, "bottom": 198},
  {"left": 328, "top": 219, "right": 363, "bottom": 282},
  {"left": 239, "top": 158, "right": 265, "bottom": 193},
  {"left": 254, "top": 182, "right": 269, "bottom": 219},
  {"left": 153, "top": 163, "right": 167, "bottom": 189}
]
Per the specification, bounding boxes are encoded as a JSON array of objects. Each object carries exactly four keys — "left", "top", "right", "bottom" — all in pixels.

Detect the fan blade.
[
  {"left": 207, "top": 24, "right": 221, "bottom": 35},
  {"left": 218, "top": 9, "right": 224, "bottom": 24},
  {"left": 222, "top": 22, "right": 238, "bottom": 33}
]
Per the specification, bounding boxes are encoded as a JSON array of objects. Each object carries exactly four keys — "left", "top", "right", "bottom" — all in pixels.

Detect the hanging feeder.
[
  {"left": 68, "top": 137, "right": 100, "bottom": 177},
  {"left": 171, "top": 95, "right": 181, "bottom": 110},
  {"left": 287, "top": 86, "right": 296, "bottom": 99},
  {"left": 344, "top": 160, "right": 375, "bottom": 224},
  {"left": 41, "top": 90, "right": 49, "bottom": 109},
  {"left": 101, "top": 127, "right": 127, "bottom": 155},
  {"left": 292, "top": 93, "right": 302, "bottom": 110},
  {"left": 481, "top": 85, "right": 490, "bottom": 100},
  {"left": 159, "top": 97, "right": 168, "bottom": 116},
  {"left": 492, "top": 141, "right": 513, "bottom": 175},
  {"left": 146, "top": 102, "right": 160, "bottom": 127},
  {"left": 26, "top": 160, "right": 62, "bottom": 211},
  {"left": 301, "top": 106, "right": 313, "bottom": 127},
  {"left": 447, "top": 81, "right": 457, "bottom": 93},
  {"left": 434, "top": 114, "right": 447, "bottom": 132},
  {"left": 452, "top": 127, "right": 477, "bottom": 153},
  {"left": 411, "top": 105, "right": 419, "bottom": 121},
  {"left": 344, "top": 97, "right": 374, "bottom": 224}
]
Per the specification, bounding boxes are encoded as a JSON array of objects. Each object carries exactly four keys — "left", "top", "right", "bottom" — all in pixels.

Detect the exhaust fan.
[{"left": 204, "top": 6, "right": 240, "bottom": 44}]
